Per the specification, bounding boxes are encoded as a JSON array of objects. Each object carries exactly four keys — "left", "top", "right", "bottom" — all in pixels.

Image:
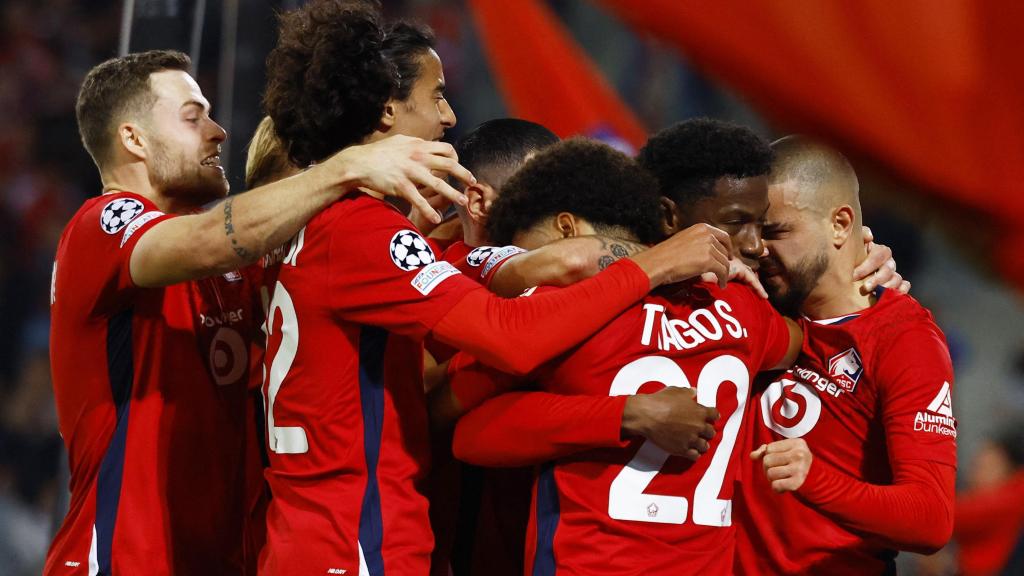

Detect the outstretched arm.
[
  {"left": 489, "top": 233, "right": 768, "bottom": 298},
  {"left": 131, "top": 136, "right": 473, "bottom": 287},
  {"left": 430, "top": 224, "right": 736, "bottom": 376}
]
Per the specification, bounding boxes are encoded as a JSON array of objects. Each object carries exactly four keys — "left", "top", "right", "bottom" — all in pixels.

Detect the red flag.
[
  {"left": 596, "top": 0, "right": 1024, "bottom": 288},
  {"left": 469, "top": 0, "right": 647, "bottom": 151}
]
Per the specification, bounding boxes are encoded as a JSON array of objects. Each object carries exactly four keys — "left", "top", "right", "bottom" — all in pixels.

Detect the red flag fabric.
[
  {"left": 595, "top": 0, "right": 1024, "bottom": 287},
  {"left": 468, "top": 0, "right": 647, "bottom": 150}
]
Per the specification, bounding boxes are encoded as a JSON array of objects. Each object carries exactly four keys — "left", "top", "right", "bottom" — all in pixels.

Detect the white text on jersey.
[{"left": 640, "top": 300, "right": 746, "bottom": 352}]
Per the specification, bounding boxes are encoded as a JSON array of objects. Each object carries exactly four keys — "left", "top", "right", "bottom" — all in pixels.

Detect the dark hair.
[
  {"left": 455, "top": 118, "right": 559, "bottom": 186},
  {"left": 638, "top": 117, "right": 774, "bottom": 208},
  {"left": 382, "top": 20, "right": 435, "bottom": 102},
  {"left": 487, "top": 138, "right": 664, "bottom": 246},
  {"left": 76, "top": 50, "right": 191, "bottom": 169},
  {"left": 263, "top": 0, "right": 395, "bottom": 166}
]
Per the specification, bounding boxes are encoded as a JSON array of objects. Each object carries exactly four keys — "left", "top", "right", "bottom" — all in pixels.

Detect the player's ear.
[
  {"left": 659, "top": 196, "right": 680, "bottom": 237},
  {"left": 555, "top": 212, "right": 579, "bottom": 238},
  {"left": 832, "top": 205, "right": 855, "bottom": 248},
  {"left": 378, "top": 99, "right": 398, "bottom": 131},
  {"left": 465, "top": 182, "right": 493, "bottom": 224},
  {"left": 119, "top": 122, "right": 147, "bottom": 161}
]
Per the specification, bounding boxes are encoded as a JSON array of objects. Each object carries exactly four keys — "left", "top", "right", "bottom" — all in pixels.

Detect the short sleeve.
[
  {"left": 875, "top": 324, "right": 957, "bottom": 467},
  {"left": 326, "top": 196, "right": 479, "bottom": 340},
  {"left": 58, "top": 192, "right": 173, "bottom": 314}
]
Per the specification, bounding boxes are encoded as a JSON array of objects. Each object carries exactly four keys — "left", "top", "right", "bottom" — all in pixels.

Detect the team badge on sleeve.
[
  {"left": 827, "top": 348, "right": 863, "bottom": 393},
  {"left": 466, "top": 246, "right": 496, "bottom": 267},
  {"left": 100, "top": 197, "right": 145, "bottom": 234},
  {"left": 389, "top": 229, "right": 436, "bottom": 271}
]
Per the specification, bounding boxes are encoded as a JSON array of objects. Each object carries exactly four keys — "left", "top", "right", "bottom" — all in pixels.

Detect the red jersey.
[
  {"left": 47, "top": 192, "right": 263, "bottom": 575},
  {"left": 523, "top": 283, "right": 790, "bottom": 575},
  {"left": 258, "top": 193, "right": 655, "bottom": 575},
  {"left": 258, "top": 194, "right": 478, "bottom": 576},
  {"left": 735, "top": 289, "right": 957, "bottom": 575}
]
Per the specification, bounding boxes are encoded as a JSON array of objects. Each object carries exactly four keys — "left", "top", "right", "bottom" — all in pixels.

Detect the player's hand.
[
  {"left": 329, "top": 135, "right": 475, "bottom": 224},
  {"left": 622, "top": 387, "right": 720, "bottom": 461},
  {"left": 854, "top": 226, "right": 910, "bottom": 294},
  {"left": 704, "top": 259, "right": 768, "bottom": 299},
  {"left": 751, "top": 438, "right": 813, "bottom": 493},
  {"left": 632, "top": 223, "right": 733, "bottom": 288}
]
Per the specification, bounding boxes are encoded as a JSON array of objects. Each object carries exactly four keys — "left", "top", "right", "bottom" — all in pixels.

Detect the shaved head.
[
  {"left": 760, "top": 135, "right": 872, "bottom": 318},
  {"left": 769, "top": 135, "right": 861, "bottom": 225}
]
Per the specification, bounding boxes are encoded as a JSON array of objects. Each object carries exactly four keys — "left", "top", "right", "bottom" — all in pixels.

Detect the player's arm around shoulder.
[
  {"left": 130, "top": 136, "right": 474, "bottom": 287},
  {"left": 488, "top": 235, "right": 647, "bottom": 297}
]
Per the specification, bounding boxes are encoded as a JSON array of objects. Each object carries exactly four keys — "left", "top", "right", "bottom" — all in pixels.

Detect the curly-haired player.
[
  {"left": 453, "top": 137, "right": 801, "bottom": 575},
  {"left": 264, "top": 2, "right": 454, "bottom": 167},
  {"left": 255, "top": 2, "right": 740, "bottom": 574},
  {"left": 46, "top": 43, "right": 474, "bottom": 576},
  {"left": 486, "top": 138, "right": 664, "bottom": 247},
  {"left": 639, "top": 117, "right": 774, "bottom": 269}
]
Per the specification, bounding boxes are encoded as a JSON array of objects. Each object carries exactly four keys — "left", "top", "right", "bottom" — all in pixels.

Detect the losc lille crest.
[{"left": 827, "top": 348, "right": 863, "bottom": 393}]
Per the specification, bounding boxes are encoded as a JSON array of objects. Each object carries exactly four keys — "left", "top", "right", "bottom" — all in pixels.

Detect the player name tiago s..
[{"left": 640, "top": 299, "right": 749, "bottom": 352}]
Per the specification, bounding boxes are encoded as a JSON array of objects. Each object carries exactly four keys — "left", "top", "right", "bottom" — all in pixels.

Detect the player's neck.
[
  {"left": 101, "top": 164, "right": 200, "bottom": 214},
  {"left": 102, "top": 162, "right": 160, "bottom": 203},
  {"left": 800, "top": 266, "right": 874, "bottom": 320},
  {"left": 462, "top": 220, "right": 488, "bottom": 248}
]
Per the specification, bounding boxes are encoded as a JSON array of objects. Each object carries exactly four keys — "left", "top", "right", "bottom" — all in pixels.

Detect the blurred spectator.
[{"left": 954, "top": 427, "right": 1024, "bottom": 575}]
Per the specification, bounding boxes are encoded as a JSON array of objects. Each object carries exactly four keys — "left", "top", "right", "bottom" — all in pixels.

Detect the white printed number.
[
  {"left": 608, "top": 355, "right": 749, "bottom": 526},
  {"left": 262, "top": 282, "right": 309, "bottom": 454}
]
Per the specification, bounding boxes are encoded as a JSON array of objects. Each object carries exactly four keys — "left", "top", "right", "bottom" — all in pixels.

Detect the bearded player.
[
  {"left": 47, "top": 46, "right": 476, "bottom": 575},
  {"left": 734, "top": 136, "right": 956, "bottom": 575},
  {"left": 257, "top": 2, "right": 735, "bottom": 574}
]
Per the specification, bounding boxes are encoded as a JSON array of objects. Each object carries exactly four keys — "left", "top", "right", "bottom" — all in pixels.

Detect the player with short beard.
[
  {"left": 47, "top": 49, "right": 470, "bottom": 575},
  {"left": 257, "top": 2, "right": 737, "bottom": 574},
  {"left": 735, "top": 136, "right": 956, "bottom": 575}
]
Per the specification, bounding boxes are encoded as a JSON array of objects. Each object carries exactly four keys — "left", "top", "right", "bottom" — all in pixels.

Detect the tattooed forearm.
[{"left": 223, "top": 197, "right": 254, "bottom": 260}]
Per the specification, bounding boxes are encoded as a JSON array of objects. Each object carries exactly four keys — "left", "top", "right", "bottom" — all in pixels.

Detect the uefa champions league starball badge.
[
  {"left": 389, "top": 230, "right": 436, "bottom": 271},
  {"left": 100, "top": 198, "right": 145, "bottom": 234}
]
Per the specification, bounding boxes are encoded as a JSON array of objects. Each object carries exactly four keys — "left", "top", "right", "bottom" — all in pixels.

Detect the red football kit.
[
  {"left": 454, "top": 282, "right": 790, "bottom": 575},
  {"left": 47, "top": 192, "right": 264, "bottom": 576},
  {"left": 257, "top": 193, "right": 652, "bottom": 576},
  {"left": 734, "top": 289, "right": 957, "bottom": 575}
]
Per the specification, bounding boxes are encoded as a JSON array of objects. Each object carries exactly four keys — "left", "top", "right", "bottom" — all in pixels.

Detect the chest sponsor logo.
[
  {"left": 914, "top": 381, "right": 957, "bottom": 437},
  {"left": 761, "top": 377, "right": 822, "bottom": 438},
  {"left": 390, "top": 229, "right": 436, "bottom": 271},
  {"left": 100, "top": 197, "right": 145, "bottom": 234},
  {"left": 827, "top": 347, "right": 863, "bottom": 393},
  {"left": 200, "top": 308, "right": 244, "bottom": 327},
  {"left": 465, "top": 246, "right": 495, "bottom": 267}
]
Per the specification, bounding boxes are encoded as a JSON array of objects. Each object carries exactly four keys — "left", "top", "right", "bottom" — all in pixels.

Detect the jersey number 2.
[
  {"left": 262, "top": 281, "right": 309, "bottom": 454},
  {"left": 608, "top": 355, "right": 748, "bottom": 526}
]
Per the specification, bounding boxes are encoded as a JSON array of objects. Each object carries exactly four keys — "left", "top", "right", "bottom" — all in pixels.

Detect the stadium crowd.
[{"left": 3, "top": 1, "right": 1024, "bottom": 575}]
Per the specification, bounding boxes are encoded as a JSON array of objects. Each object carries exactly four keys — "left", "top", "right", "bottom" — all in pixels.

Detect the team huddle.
[{"left": 46, "top": 1, "right": 956, "bottom": 575}]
